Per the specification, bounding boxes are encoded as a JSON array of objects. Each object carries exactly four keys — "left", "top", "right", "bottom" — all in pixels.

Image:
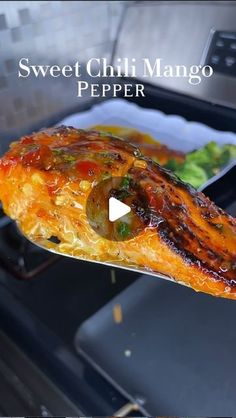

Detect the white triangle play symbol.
[{"left": 109, "top": 197, "right": 131, "bottom": 222}]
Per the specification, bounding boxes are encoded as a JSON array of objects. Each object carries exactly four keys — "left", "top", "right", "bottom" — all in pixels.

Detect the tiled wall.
[{"left": 0, "top": 1, "right": 126, "bottom": 148}]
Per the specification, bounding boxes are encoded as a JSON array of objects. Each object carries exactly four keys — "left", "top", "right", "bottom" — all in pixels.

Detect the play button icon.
[
  {"left": 86, "top": 176, "right": 150, "bottom": 241},
  {"left": 109, "top": 197, "right": 131, "bottom": 222}
]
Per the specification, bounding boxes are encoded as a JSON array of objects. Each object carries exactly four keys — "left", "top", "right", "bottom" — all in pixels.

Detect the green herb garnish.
[
  {"left": 101, "top": 172, "right": 112, "bottom": 181},
  {"left": 52, "top": 149, "right": 64, "bottom": 155},
  {"left": 117, "top": 222, "right": 131, "bottom": 238},
  {"left": 63, "top": 154, "right": 76, "bottom": 162},
  {"left": 52, "top": 149, "right": 76, "bottom": 163},
  {"left": 120, "top": 176, "right": 131, "bottom": 189},
  {"left": 99, "top": 151, "right": 111, "bottom": 158}
]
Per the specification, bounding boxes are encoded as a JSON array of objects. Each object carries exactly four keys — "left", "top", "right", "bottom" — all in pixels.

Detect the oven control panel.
[{"left": 205, "top": 31, "right": 236, "bottom": 77}]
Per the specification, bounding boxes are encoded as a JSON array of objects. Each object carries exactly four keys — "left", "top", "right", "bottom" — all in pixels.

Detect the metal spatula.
[{"left": 25, "top": 234, "right": 178, "bottom": 285}]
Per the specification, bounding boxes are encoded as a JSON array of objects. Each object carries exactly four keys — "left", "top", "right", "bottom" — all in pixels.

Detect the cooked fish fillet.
[
  {"left": 92, "top": 124, "right": 185, "bottom": 164},
  {"left": 0, "top": 126, "right": 235, "bottom": 299}
]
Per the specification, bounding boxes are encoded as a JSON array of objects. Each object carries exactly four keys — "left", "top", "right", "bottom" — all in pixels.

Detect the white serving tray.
[{"left": 59, "top": 98, "right": 236, "bottom": 190}]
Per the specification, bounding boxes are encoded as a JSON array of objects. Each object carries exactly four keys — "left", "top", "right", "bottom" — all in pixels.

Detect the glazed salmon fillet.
[
  {"left": 92, "top": 124, "right": 185, "bottom": 164},
  {"left": 0, "top": 126, "right": 235, "bottom": 299}
]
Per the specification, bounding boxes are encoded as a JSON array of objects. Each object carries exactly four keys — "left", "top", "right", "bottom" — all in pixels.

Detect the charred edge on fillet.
[
  {"left": 156, "top": 220, "right": 236, "bottom": 285},
  {"left": 128, "top": 163, "right": 235, "bottom": 285}
]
